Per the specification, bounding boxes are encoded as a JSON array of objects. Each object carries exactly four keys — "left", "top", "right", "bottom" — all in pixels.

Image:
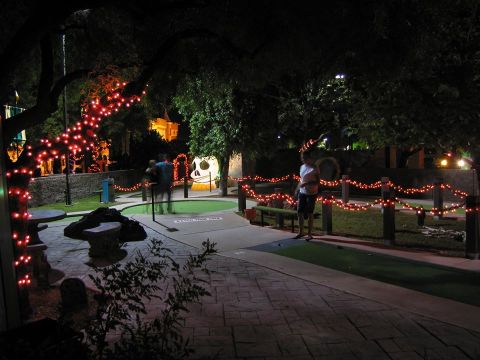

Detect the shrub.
[{"left": 67, "top": 238, "right": 216, "bottom": 360}]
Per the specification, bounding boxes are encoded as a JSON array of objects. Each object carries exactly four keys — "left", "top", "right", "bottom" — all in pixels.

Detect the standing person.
[
  {"left": 294, "top": 150, "right": 320, "bottom": 241},
  {"left": 145, "top": 159, "right": 159, "bottom": 201},
  {"left": 156, "top": 153, "right": 174, "bottom": 213},
  {"left": 145, "top": 160, "right": 158, "bottom": 182}
]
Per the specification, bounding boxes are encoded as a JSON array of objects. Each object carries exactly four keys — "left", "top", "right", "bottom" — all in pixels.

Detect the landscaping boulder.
[{"left": 64, "top": 207, "right": 147, "bottom": 242}]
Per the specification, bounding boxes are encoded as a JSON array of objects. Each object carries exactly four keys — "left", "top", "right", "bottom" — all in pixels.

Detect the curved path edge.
[{"left": 219, "top": 248, "right": 480, "bottom": 333}]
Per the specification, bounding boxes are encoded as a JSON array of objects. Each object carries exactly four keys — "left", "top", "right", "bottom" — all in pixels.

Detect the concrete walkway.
[{"left": 38, "top": 189, "right": 480, "bottom": 359}]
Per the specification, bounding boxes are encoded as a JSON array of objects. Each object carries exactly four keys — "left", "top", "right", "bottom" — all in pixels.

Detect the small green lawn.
[
  {"left": 29, "top": 194, "right": 119, "bottom": 213},
  {"left": 254, "top": 206, "right": 465, "bottom": 255},
  {"left": 275, "top": 242, "right": 480, "bottom": 306},
  {"left": 122, "top": 200, "right": 236, "bottom": 215}
]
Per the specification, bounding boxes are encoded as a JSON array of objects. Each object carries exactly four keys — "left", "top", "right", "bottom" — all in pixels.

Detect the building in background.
[{"left": 149, "top": 111, "right": 179, "bottom": 142}]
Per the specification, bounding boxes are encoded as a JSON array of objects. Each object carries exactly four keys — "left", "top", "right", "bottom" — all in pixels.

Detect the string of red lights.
[
  {"left": 7, "top": 81, "right": 146, "bottom": 288},
  {"left": 113, "top": 183, "right": 143, "bottom": 192},
  {"left": 231, "top": 173, "right": 468, "bottom": 199},
  {"left": 173, "top": 153, "right": 189, "bottom": 181},
  {"left": 241, "top": 184, "right": 466, "bottom": 215}
]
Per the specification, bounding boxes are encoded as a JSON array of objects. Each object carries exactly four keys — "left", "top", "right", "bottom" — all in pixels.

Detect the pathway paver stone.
[{"left": 37, "top": 203, "right": 480, "bottom": 359}]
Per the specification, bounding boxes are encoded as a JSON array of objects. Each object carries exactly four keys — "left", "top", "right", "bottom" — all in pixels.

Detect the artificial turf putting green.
[
  {"left": 275, "top": 242, "right": 480, "bottom": 306},
  {"left": 121, "top": 200, "right": 236, "bottom": 215}
]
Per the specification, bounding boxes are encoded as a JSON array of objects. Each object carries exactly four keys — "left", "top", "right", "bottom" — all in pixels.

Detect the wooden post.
[
  {"left": 341, "top": 175, "right": 349, "bottom": 203},
  {"left": 289, "top": 173, "right": 295, "bottom": 195},
  {"left": 465, "top": 196, "right": 480, "bottom": 260},
  {"left": 322, "top": 191, "right": 333, "bottom": 235},
  {"left": 183, "top": 176, "right": 188, "bottom": 198},
  {"left": 238, "top": 181, "right": 246, "bottom": 212},
  {"left": 381, "top": 177, "right": 390, "bottom": 198},
  {"left": 274, "top": 188, "right": 284, "bottom": 228},
  {"left": 141, "top": 181, "right": 147, "bottom": 201},
  {"left": 209, "top": 172, "right": 212, "bottom": 192},
  {"left": 433, "top": 178, "right": 444, "bottom": 219},
  {"left": 382, "top": 191, "right": 395, "bottom": 245},
  {"left": 249, "top": 176, "right": 256, "bottom": 192},
  {"left": 151, "top": 183, "right": 155, "bottom": 222},
  {"left": 417, "top": 208, "right": 426, "bottom": 226},
  {"left": 0, "top": 116, "right": 21, "bottom": 330}
]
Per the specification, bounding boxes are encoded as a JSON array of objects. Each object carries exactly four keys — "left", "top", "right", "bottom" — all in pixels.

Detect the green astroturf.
[
  {"left": 121, "top": 200, "right": 236, "bottom": 215},
  {"left": 275, "top": 242, "right": 480, "bottom": 306}
]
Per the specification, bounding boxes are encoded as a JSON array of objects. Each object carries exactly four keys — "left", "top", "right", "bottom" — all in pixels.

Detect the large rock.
[{"left": 64, "top": 207, "right": 147, "bottom": 242}]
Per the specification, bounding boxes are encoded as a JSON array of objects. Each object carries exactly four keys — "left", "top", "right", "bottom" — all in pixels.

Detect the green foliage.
[
  {"left": 84, "top": 238, "right": 216, "bottom": 360},
  {"left": 352, "top": 140, "right": 369, "bottom": 150},
  {"left": 173, "top": 72, "right": 240, "bottom": 160},
  {"left": 347, "top": 1, "right": 480, "bottom": 153},
  {"left": 174, "top": 71, "right": 245, "bottom": 194},
  {"left": 277, "top": 76, "right": 353, "bottom": 146}
]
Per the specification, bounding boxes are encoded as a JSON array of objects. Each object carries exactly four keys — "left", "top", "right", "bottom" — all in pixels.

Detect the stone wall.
[{"left": 28, "top": 169, "right": 144, "bottom": 207}]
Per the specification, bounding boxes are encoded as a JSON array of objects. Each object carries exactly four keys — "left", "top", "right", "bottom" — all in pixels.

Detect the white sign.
[{"left": 174, "top": 216, "right": 223, "bottom": 224}]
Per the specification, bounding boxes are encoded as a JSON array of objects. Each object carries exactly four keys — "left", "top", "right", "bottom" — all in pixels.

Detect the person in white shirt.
[{"left": 294, "top": 150, "right": 320, "bottom": 240}]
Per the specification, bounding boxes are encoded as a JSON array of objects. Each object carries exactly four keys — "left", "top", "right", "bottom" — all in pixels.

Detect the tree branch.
[
  {"left": 37, "top": 35, "right": 54, "bottom": 106},
  {"left": 124, "top": 28, "right": 252, "bottom": 97},
  {"left": 3, "top": 69, "right": 90, "bottom": 141},
  {"left": 0, "top": 1, "right": 106, "bottom": 102}
]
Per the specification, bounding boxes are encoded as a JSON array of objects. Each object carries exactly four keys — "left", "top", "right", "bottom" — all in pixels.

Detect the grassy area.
[
  {"left": 274, "top": 242, "right": 480, "bottom": 306},
  {"left": 29, "top": 194, "right": 119, "bottom": 213},
  {"left": 396, "top": 201, "right": 466, "bottom": 215},
  {"left": 122, "top": 200, "right": 237, "bottom": 215},
  {"left": 254, "top": 206, "right": 466, "bottom": 255}
]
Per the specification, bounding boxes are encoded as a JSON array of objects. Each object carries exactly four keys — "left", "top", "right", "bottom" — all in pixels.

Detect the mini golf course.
[
  {"left": 121, "top": 199, "right": 237, "bottom": 215},
  {"left": 275, "top": 242, "right": 480, "bottom": 306}
]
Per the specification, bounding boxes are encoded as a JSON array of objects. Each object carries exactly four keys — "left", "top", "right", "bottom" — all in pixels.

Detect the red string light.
[
  {"left": 6, "top": 80, "right": 146, "bottom": 289},
  {"left": 113, "top": 183, "right": 143, "bottom": 192},
  {"left": 173, "top": 153, "right": 189, "bottom": 181},
  {"left": 298, "top": 139, "right": 317, "bottom": 153}
]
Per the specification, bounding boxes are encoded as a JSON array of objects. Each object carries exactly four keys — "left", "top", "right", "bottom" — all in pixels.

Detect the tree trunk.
[
  {"left": 242, "top": 155, "right": 256, "bottom": 178},
  {"left": 219, "top": 155, "right": 230, "bottom": 197},
  {"left": 397, "top": 147, "right": 421, "bottom": 168}
]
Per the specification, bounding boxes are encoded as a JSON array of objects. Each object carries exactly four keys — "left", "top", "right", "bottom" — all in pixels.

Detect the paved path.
[{"left": 37, "top": 191, "right": 480, "bottom": 359}]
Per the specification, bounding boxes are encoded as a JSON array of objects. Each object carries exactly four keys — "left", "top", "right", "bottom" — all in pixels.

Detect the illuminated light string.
[
  {"left": 391, "top": 184, "right": 435, "bottom": 194},
  {"left": 233, "top": 173, "right": 467, "bottom": 199},
  {"left": 113, "top": 183, "right": 143, "bottom": 192},
  {"left": 242, "top": 184, "right": 297, "bottom": 206},
  {"left": 173, "top": 153, "right": 189, "bottom": 181},
  {"left": 7, "top": 81, "right": 146, "bottom": 288},
  {"left": 298, "top": 138, "right": 318, "bottom": 153},
  {"left": 332, "top": 198, "right": 382, "bottom": 211},
  {"left": 241, "top": 185, "right": 467, "bottom": 214},
  {"left": 443, "top": 184, "right": 468, "bottom": 198},
  {"left": 394, "top": 198, "right": 465, "bottom": 216},
  {"left": 229, "top": 174, "right": 294, "bottom": 183}
]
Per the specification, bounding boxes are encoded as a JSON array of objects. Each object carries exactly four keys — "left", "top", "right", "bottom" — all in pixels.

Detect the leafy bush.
[{"left": 66, "top": 238, "right": 216, "bottom": 360}]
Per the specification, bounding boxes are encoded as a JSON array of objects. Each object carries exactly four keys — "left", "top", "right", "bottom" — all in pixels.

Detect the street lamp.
[{"left": 62, "top": 32, "right": 72, "bottom": 205}]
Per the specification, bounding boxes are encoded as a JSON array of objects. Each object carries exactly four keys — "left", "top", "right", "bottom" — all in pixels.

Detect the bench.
[
  {"left": 83, "top": 222, "right": 122, "bottom": 257},
  {"left": 254, "top": 206, "right": 297, "bottom": 232}
]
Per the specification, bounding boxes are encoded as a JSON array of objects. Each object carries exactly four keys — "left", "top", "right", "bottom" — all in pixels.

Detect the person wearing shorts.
[{"left": 294, "top": 150, "right": 320, "bottom": 241}]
